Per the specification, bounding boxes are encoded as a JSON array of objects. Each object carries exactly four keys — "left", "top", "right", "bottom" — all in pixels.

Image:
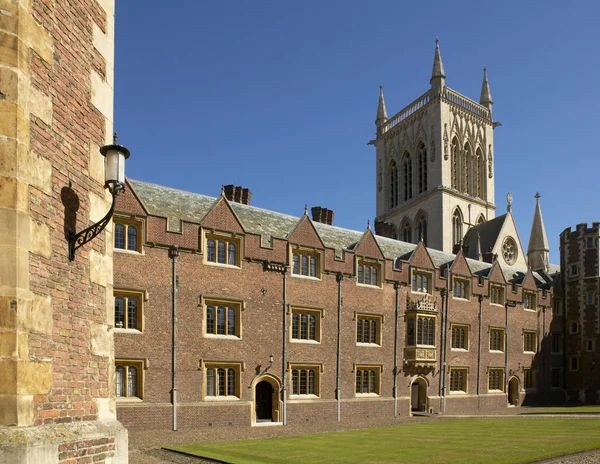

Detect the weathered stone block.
[
  {"left": 29, "top": 219, "right": 51, "bottom": 258},
  {"left": 90, "top": 249, "right": 113, "bottom": 287}
]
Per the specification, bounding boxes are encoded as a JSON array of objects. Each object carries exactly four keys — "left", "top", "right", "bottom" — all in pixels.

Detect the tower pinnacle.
[
  {"left": 430, "top": 38, "right": 446, "bottom": 94},
  {"left": 375, "top": 85, "right": 388, "bottom": 126},
  {"left": 480, "top": 66, "right": 493, "bottom": 114},
  {"left": 527, "top": 193, "right": 550, "bottom": 272}
]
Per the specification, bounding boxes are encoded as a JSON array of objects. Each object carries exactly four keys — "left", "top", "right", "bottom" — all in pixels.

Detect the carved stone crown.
[{"left": 406, "top": 293, "right": 437, "bottom": 313}]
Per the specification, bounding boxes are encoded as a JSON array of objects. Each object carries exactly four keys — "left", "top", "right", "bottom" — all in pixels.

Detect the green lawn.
[
  {"left": 165, "top": 417, "right": 600, "bottom": 464},
  {"left": 522, "top": 405, "right": 600, "bottom": 414}
]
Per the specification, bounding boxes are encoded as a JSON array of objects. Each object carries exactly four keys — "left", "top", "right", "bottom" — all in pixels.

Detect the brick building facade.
[
  {"left": 0, "top": 0, "right": 127, "bottom": 461},
  {"left": 560, "top": 223, "right": 600, "bottom": 403},
  {"left": 112, "top": 180, "right": 562, "bottom": 431}
]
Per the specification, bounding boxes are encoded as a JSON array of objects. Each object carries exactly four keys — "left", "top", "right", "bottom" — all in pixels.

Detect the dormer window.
[
  {"left": 291, "top": 248, "right": 321, "bottom": 279},
  {"left": 412, "top": 270, "right": 432, "bottom": 294},
  {"left": 204, "top": 231, "right": 242, "bottom": 267},
  {"left": 453, "top": 277, "right": 470, "bottom": 300},
  {"left": 357, "top": 260, "right": 381, "bottom": 287}
]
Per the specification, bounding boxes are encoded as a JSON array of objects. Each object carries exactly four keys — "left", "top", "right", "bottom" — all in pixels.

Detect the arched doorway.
[
  {"left": 252, "top": 374, "right": 282, "bottom": 424},
  {"left": 255, "top": 381, "right": 273, "bottom": 421},
  {"left": 410, "top": 377, "right": 428, "bottom": 413},
  {"left": 508, "top": 377, "right": 519, "bottom": 406}
]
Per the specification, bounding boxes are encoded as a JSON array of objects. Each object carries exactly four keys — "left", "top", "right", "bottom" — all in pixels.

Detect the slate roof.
[
  {"left": 127, "top": 179, "right": 556, "bottom": 286},
  {"left": 462, "top": 214, "right": 507, "bottom": 259}
]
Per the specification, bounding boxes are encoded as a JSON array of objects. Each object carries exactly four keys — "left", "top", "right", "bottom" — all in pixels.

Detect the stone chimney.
[
  {"left": 374, "top": 220, "right": 396, "bottom": 239},
  {"left": 223, "top": 185, "right": 251, "bottom": 205},
  {"left": 311, "top": 206, "right": 334, "bottom": 225}
]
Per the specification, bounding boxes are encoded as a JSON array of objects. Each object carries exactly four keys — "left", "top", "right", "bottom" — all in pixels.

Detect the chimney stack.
[
  {"left": 482, "top": 248, "right": 497, "bottom": 264},
  {"left": 374, "top": 220, "right": 396, "bottom": 239},
  {"left": 223, "top": 185, "right": 252, "bottom": 205},
  {"left": 311, "top": 206, "right": 334, "bottom": 225}
]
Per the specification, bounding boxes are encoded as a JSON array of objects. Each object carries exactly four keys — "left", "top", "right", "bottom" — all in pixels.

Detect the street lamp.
[{"left": 68, "top": 134, "right": 130, "bottom": 261}]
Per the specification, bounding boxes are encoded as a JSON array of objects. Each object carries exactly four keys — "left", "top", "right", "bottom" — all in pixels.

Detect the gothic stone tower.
[
  {"left": 0, "top": 0, "right": 127, "bottom": 461},
  {"left": 373, "top": 40, "right": 497, "bottom": 253}
]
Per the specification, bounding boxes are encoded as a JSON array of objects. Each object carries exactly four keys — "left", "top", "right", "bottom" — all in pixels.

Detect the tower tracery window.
[
  {"left": 474, "top": 147, "right": 482, "bottom": 198},
  {"left": 417, "top": 142, "right": 427, "bottom": 194},
  {"left": 463, "top": 143, "right": 472, "bottom": 195},
  {"left": 403, "top": 152, "right": 412, "bottom": 201},
  {"left": 401, "top": 219, "right": 412, "bottom": 243},
  {"left": 389, "top": 160, "right": 398, "bottom": 209},
  {"left": 416, "top": 213, "right": 427, "bottom": 246},
  {"left": 477, "top": 214, "right": 485, "bottom": 225},
  {"left": 452, "top": 208, "right": 463, "bottom": 246},
  {"left": 451, "top": 137, "right": 459, "bottom": 191}
]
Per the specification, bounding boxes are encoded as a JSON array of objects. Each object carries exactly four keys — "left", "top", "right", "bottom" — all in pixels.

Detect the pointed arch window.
[
  {"left": 401, "top": 220, "right": 412, "bottom": 243},
  {"left": 452, "top": 208, "right": 463, "bottom": 246},
  {"left": 451, "top": 138, "right": 460, "bottom": 190},
  {"left": 463, "top": 143, "right": 472, "bottom": 195},
  {"left": 403, "top": 152, "right": 412, "bottom": 201},
  {"left": 417, "top": 142, "right": 427, "bottom": 194},
  {"left": 477, "top": 214, "right": 485, "bottom": 226},
  {"left": 477, "top": 147, "right": 485, "bottom": 199},
  {"left": 416, "top": 214, "right": 428, "bottom": 246},
  {"left": 389, "top": 160, "right": 398, "bottom": 209}
]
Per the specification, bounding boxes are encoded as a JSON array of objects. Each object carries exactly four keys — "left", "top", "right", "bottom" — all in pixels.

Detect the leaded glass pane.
[
  {"left": 127, "top": 298, "right": 137, "bottom": 329},
  {"left": 207, "top": 305, "right": 215, "bottom": 334},
  {"left": 127, "top": 225, "right": 137, "bottom": 251},
  {"left": 228, "top": 242, "right": 236, "bottom": 265},
  {"left": 217, "top": 241, "right": 226, "bottom": 264},
  {"left": 115, "top": 297, "right": 125, "bottom": 328},
  {"left": 206, "top": 368, "right": 215, "bottom": 396},
  {"left": 369, "top": 370, "right": 375, "bottom": 393},
  {"left": 300, "top": 370, "right": 307, "bottom": 394},
  {"left": 358, "top": 264, "right": 363, "bottom": 283},
  {"left": 309, "top": 256, "right": 316, "bottom": 277},
  {"left": 227, "top": 307, "right": 235, "bottom": 336},
  {"left": 356, "top": 319, "right": 362, "bottom": 343},
  {"left": 217, "top": 306, "right": 225, "bottom": 335},
  {"left": 308, "top": 370, "right": 315, "bottom": 395},
  {"left": 217, "top": 368, "right": 225, "bottom": 396},
  {"left": 300, "top": 314, "right": 308, "bottom": 339},
  {"left": 115, "top": 366, "right": 124, "bottom": 397},
  {"left": 114, "top": 224, "right": 125, "bottom": 249},
  {"left": 370, "top": 320, "right": 377, "bottom": 344},
  {"left": 292, "top": 313, "right": 299, "bottom": 339},
  {"left": 355, "top": 371, "right": 362, "bottom": 393},
  {"left": 292, "top": 254, "right": 299, "bottom": 274},
  {"left": 128, "top": 366, "right": 137, "bottom": 397},
  {"left": 292, "top": 370, "right": 299, "bottom": 394},
  {"left": 227, "top": 368, "right": 235, "bottom": 396},
  {"left": 365, "top": 266, "right": 371, "bottom": 285},
  {"left": 301, "top": 255, "right": 308, "bottom": 275},
  {"left": 207, "top": 239, "right": 215, "bottom": 262},
  {"left": 309, "top": 314, "right": 316, "bottom": 340}
]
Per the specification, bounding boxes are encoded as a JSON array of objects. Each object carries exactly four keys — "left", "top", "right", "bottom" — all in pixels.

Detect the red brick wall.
[{"left": 28, "top": 0, "right": 111, "bottom": 427}]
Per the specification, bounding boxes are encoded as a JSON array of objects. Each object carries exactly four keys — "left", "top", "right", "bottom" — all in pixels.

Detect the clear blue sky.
[{"left": 114, "top": 1, "right": 599, "bottom": 264}]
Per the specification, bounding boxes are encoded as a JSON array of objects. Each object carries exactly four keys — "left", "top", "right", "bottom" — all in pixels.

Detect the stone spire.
[
  {"left": 527, "top": 193, "right": 550, "bottom": 272},
  {"left": 375, "top": 85, "right": 388, "bottom": 126},
  {"left": 480, "top": 67, "right": 493, "bottom": 114},
  {"left": 430, "top": 38, "right": 446, "bottom": 95}
]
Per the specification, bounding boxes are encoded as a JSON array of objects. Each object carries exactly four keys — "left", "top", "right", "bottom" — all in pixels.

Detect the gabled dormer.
[{"left": 287, "top": 213, "right": 325, "bottom": 280}]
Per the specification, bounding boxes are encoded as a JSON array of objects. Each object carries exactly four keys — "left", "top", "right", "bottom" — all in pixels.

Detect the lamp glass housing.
[{"left": 100, "top": 143, "right": 130, "bottom": 195}]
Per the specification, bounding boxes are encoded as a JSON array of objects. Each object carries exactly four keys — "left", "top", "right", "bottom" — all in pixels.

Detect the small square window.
[
  {"left": 290, "top": 364, "right": 321, "bottom": 397},
  {"left": 412, "top": 270, "right": 432, "bottom": 294},
  {"left": 488, "top": 368, "right": 504, "bottom": 392},
  {"left": 587, "top": 292, "right": 594, "bottom": 305},
  {"left": 204, "top": 299, "right": 243, "bottom": 338},
  {"left": 114, "top": 290, "right": 144, "bottom": 331},
  {"left": 449, "top": 368, "right": 468, "bottom": 393},
  {"left": 489, "top": 328, "right": 505, "bottom": 352},
  {"left": 451, "top": 324, "right": 469, "bottom": 350},
  {"left": 357, "top": 260, "right": 381, "bottom": 287},
  {"left": 355, "top": 365, "right": 381, "bottom": 396},
  {"left": 587, "top": 237, "right": 595, "bottom": 248},
  {"left": 114, "top": 218, "right": 143, "bottom": 252},
  {"left": 290, "top": 307, "right": 322, "bottom": 343},
  {"left": 523, "top": 330, "right": 537, "bottom": 353},
  {"left": 453, "top": 277, "right": 470, "bottom": 300},
  {"left": 569, "top": 357, "right": 579, "bottom": 372},
  {"left": 204, "top": 362, "right": 242, "bottom": 399},
  {"left": 570, "top": 264, "right": 578, "bottom": 277},
  {"left": 569, "top": 321, "right": 579, "bottom": 334},
  {"left": 586, "top": 339, "right": 596, "bottom": 352},
  {"left": 356, "top": 314, "right": 382, "bottom": 346}
]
